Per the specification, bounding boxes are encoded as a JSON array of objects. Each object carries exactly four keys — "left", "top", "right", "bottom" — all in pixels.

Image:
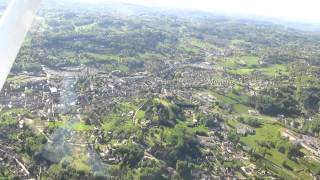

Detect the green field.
[
  {"left": 229, "top": 64, "right": 288, "bottom": 76},
  {"left": 229, "top": 68, "right": 255, "bottom": 75},
  {"left": 231, "top": 117, "right": 320, "bottom": 179},
  {"left": 260, "top": 64, "right": 288, "bottom": 76},
  {"left": 220, "top": 56, "right": 259, "bottom": 68},
  {"left": 48, "top": 121, "right": 94, "bottom": 131},
  {"left": 211, "top": 91, "right": 252, "bottom": 114},
  {"left": 239, "top": 56, "right": 259, "bottom": 66}
]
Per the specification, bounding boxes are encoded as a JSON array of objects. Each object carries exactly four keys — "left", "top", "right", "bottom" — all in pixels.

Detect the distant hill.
[{"left": 39, "top": 0, "right": 320, "bottom": 33}]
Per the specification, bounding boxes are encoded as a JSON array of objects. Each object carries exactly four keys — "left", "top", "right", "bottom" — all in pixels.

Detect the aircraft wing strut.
[{"left": 0, "top": 0, "right": 41, "bottom": 91}]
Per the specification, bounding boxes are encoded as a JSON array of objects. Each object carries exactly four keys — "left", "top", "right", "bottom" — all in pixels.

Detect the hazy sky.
[{"left": 74, "top": 0, "right": 320, "bottom": 23}]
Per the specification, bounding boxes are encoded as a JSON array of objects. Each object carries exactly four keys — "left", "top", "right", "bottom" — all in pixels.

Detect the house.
[
  {"left": 237, "top": 125, "right": 254, "bottom": 136},
  {"left": 241, "top": 166, "right": 253, "bottom": 176},
  {"left": 7, "top": 101, "right": 12, "bottom": 108},
  {"left": 193, "top": 118, "right": 199, "bottom": 125},
  {"left": 18, "top": 119, "right": 24, "bottom": 129},
  {"left": 49, "top": 87, "right": 58, "bottom": 94},
  {"left": 248, "top": 110, "right": 259, "bottom": 116}
]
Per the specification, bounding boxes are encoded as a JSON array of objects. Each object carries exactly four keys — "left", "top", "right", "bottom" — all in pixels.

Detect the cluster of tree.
[
  {"left": 0, "top": 125, "right": 47, "bottom": 178},
  {"left": 164, "top": 124, "right": 202, "bottom": 166},
  {"left": 237, "top": 116, "right": 262, "bottom": 128},
  {"left": 115, "top": 142, "right": 144, "bottom": 168},
  {"left": 252, "top": 86, "right": 301, "bottom": 117},
  {"left": 277, "top": 145, "right": 286, "bottom": 154},
  {"left": 248, "top": 149, "right": 263, "bottom": 162},
  {"left": 175, "top": 160, "right": 196, "bottom": 180},
  {"left": 256, "top": 140, "right": 275, "bottom": 149},
  {"left": 304, "top": 115, "right": 320, "bottom": 136},
  {"left": 301, "top": 87, "right": 320, "bottom": 115},
  {"left": 282, "top": 161, "right": 293, "bottom": 171},
  {"left": 144, "top": 98, "right": 184, "bottom": 127},
  {"left": 228, "top": 130, "right": 240, "bottom": 144},
  {"left": 197, "top": 112, "right": 224, "bottom": 128},
  {"left": 11, "top": 60, "right": 42, "bottom": 74},
  {"left": 287, "top": 144, "right": 303, "bottom": 161}
]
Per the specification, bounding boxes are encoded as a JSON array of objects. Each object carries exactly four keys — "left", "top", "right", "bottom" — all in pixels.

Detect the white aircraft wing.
[{"left": 0, "top": 0, "right": 41, "bottom": 91}]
